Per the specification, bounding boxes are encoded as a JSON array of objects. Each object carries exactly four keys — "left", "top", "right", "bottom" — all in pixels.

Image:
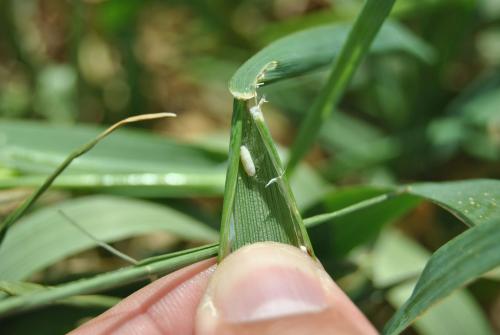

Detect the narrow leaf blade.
[
  {"left": 383, "top": 218, "right": 500, "bottom": 334},
  {"left": 373, "top": 230, "right": 493, "bottom": 335}
]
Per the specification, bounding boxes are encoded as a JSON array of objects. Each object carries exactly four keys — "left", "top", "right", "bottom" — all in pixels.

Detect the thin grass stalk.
[
  {"left": 0, "top": 113, "right": 175, "bottom": 246},
  {"left": 286, "top": 0, "right": 397, "bottom": 176},
  {"left": 303, "top": 193, "right": 396, "bottom": 228},
  {"left": 0, "top": 243, "right": 217, "bottom": 317}
]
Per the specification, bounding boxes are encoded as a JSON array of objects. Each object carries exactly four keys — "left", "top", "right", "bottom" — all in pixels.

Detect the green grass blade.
[
  {"left": 0, "top": 195, "right": 217, "bottom": 281},
  {"left": 0, "top": 281, "right": 120, "bottom": 309},
  {"left": 218, "top": 99, "right": 313, "bottom": 260},
  {"left": 0, "top": 244, "right": 217, "bottom": 317},
  {"left": 406, "top": 179, "right": 500, "bottom": 227},
  {"left": 310, "top": 179, "right": 499, "bottom": 255},
  {"left": 286, "top": 0, "right": 397, "bottom": 175},
  {"left": 0, "top": 119, "right": 224, "bottom": 175},
  {"left": 305, "top": 192, "right": 397, "bottom": 228},
  {"left": 383, "top": 218, "right": 500, "bottom": 335},
  {"left": 373, "top": 230, "right": 493, "bottom": 335},
  {"left": 0, "top": 172, "right": 226, "bottom": 197},
  {"left": 0, "top": 120, "right": 325, "bottom": 200},
  {"left": 0, "top": 114, "right": 175, "bottom": 245},
  {"left": 229, "top": 20, "right": 433, "bottom": 100}
]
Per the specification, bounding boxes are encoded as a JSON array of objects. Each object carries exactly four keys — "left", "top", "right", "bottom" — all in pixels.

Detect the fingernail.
[{"left": 196, "top": 242, "right": 335, "bottom": 331}]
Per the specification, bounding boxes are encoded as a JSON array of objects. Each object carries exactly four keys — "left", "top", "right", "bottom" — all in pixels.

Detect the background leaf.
[
  {"left": 311, "top": 179, "right": 500, "bottom": 257},
  {"left": 383, "top": 218, "right": 500, "bottom": 334},
  {"left": 0, "top": 120, "right": 328, "bottom": 202},
  {"left": 0, "top": 195, "right": 217, "bottom": 281},
  {"left": 286, "top": 0, "right": 401, "bottom": 174},
  {"left": 373, "top": 229, "right": 493, "bottom": 335},
  {"left": 0, "top": 281, "right": 119, "bottom": 309},
  {"left": 0, "top": 120, "right": 223, "bottom": 175},
  {"left": 0, "top": 243, "right": 218, "bottom": 316},
  {"left": 0, "top": 120, "right": 226, "bottom": 197},
  {"left": 406, "top": 179, "right": 500, "bottom": 226}
]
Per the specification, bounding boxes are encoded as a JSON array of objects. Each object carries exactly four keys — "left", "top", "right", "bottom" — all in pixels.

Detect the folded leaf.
[
  {"left": 230, "top": 20, "right": 434, "bottom": 100},
  {"left": 218, "top": 100, "right": 312, "bottom": 259}
]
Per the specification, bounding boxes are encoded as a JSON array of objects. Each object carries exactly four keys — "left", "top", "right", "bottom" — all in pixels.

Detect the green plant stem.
[
  {"left": 0, "top": 281, "right": 120, "bottom": 309},
  {"left": 303, "top": 193, "right": 394, "bottom": 228},
  {"left": 286, "top": 0, "right": 396, "bottom": 176},
  {"left": 0, "top": 244, "right": 217, "bottom": 317},
  {"left": 0, "top": 113, "right": 175, "bottom": 246}
]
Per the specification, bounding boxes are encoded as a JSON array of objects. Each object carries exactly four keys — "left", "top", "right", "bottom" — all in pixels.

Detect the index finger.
[{"left": 70, "top": 258, "right": 216, "bottom": 335}]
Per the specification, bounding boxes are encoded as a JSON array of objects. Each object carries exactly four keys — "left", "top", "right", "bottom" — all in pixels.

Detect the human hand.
[{"left": 71, "top": 242, "right": 378, "bottom": 335}]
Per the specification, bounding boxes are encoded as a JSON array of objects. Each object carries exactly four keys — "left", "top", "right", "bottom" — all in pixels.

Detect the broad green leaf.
[
  {"left": 0, "top": 281, "right": 119, "bottom": 309},
  {"left": 0, "top": 114, "right": 176, "bottom": 246},
  {"left": 406, "top": 179, "right": 500, "bottom": 227},
  {"left": 229, "top": 20, "right": 434, "bottom": 100},
  {"left": 218, "top": 99, "right": 312, "bottom": 259},
  {"left": 0, "top": 195, "right": 218, "bottom": 281},
  {"left": 0, "top": 120, "right": 327, "bottom": 202},
  {"left": 313, "top": 179, "right": 499, "bottom": 255},
  {"left": 383, "top": 218, "right": 500, "bottom": 334},
  {"left": 0, "top": 243, "right": 218, "bottom": 317},
  {"left": 373, "top": 230, "right": 493, "bottom": 335},
  {"left": 0, "top": 119, "right": 225, "bottom": 175}
]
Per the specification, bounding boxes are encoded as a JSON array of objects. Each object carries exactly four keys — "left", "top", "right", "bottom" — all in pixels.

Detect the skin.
[
  {"left": 70, "top": 259, "right": 216, "bottom": 335},
  {"left": 71, "top": 243, "right": 378, "bottom": 335}
]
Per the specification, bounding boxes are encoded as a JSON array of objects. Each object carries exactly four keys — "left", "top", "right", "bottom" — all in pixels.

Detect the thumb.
[{"left": 195, "top": 242, "right": 378, "bottom": 335}]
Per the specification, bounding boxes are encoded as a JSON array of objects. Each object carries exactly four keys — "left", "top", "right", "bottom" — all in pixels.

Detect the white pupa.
[
  {"left": 240, "top": 145, "right": 256, "bottom": 176},
  {"left": 249, "top": 96, "right": 266, "bottom": 122}
]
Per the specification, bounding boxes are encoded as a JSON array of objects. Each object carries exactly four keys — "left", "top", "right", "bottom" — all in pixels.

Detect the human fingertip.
[{"left": 195, "top": 242, "right": 377, "bottom": 335}]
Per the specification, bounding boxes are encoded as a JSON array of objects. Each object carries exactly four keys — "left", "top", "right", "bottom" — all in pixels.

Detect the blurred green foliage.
[{"left": 0, "top": 0, "right": 499, "bottom": 334}]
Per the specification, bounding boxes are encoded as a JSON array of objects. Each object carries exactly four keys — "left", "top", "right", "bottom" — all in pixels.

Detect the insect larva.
[{"left": 240, "top": 145, "right": 256, "bottom": 176}]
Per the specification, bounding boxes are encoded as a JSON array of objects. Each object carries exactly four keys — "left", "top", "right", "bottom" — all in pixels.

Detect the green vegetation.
[{"left": 0, "top": 0, "right": 498, "bottom": 334}]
